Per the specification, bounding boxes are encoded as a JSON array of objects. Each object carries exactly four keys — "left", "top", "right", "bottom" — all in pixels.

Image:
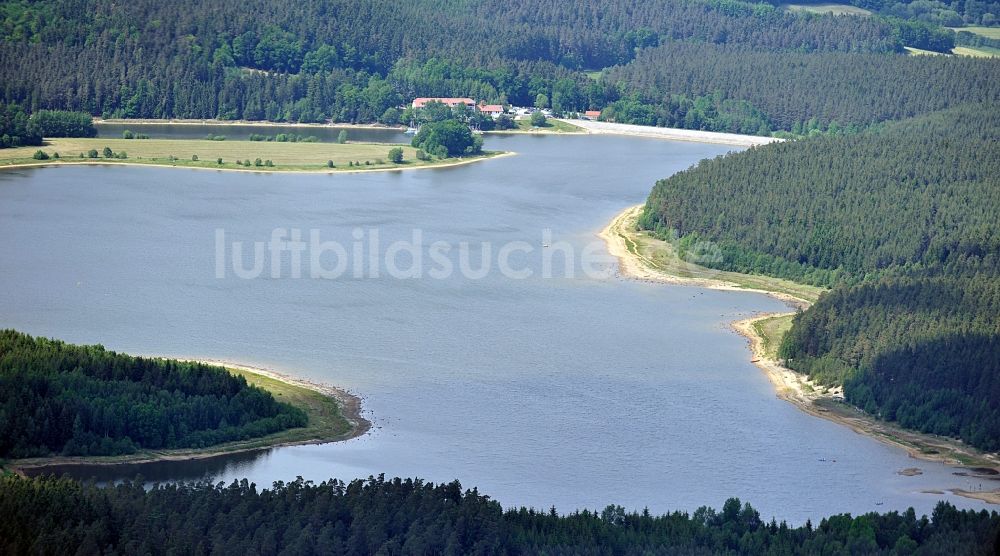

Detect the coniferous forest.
[
  {"left": 0, "top": 0, "right": 998, "bottom": 136},
  {"left": 1, "top": 475, "right": 998, "bottom": 555},
  {"left": 0, "top": 330, "right": 306, "bottom": 458},
  {"left": 639, "top": 104, "right": 1000, "bottom": 451}
]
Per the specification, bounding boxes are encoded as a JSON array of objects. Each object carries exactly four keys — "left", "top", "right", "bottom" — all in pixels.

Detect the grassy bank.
[
  {"left": 751, "top": 314, "right": 795, "bottom": 359},
  {"left": 602, "top": 205, "right": 824, "bottom": 304},
  {"left": 0, "top": 137, "right": 502, "bottom": 172},
  {"left": 5, "top": 361, "right": 367, "bottom": 474},
  {"left": 506, "top": 118, "right": 584, "bottom": 134}
]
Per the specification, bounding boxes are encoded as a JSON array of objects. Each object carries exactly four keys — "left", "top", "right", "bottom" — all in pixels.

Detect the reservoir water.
[{"left": 0, "top": 130, "right": 989, "bottom": 522}]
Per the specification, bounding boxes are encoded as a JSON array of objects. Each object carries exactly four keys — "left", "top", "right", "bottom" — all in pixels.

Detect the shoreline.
[
  {"left": 567, "top": 119, "right": 783, "bottom": 147},
  {"left": 0, "top": 151, "right": 513, "bottom": 175},
  {"left": 601, "top": 204, "right": 1000, "bottom": 504},
  {"left": 598, "top": 205, "right": 814, "bottom": 307},
  {"left": 7, "top": 359, "right": 370, "bottom": 475}
]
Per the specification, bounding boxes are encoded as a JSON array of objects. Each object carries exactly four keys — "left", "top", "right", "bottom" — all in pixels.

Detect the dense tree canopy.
[
  {"left": 602, "top": 44, "right": 1000, "bottom": 132},
  {"left": 0, "top": 103, "right": 42, "bottom": 148},
  {"left": 640, "top": 103, "right": 1000, "bottom": 285},
  {"left": 780, "top": 269, "right": 1000, "bottom": 450},
  {"left": 0, "top": 0, "right": 990, "bottom": 134},
  {"left": 27, "top": 110, "right": 96, "bottom": 138},
  {"left": 639, "top": 104, "right": 1000, "bottom": 450},
  {"left": 1, "top": 475, "right": 997, "bottom": 555},
  {"left": 0, "top": 330, "right": 306, "bottom": 458},
  {"left": 411, "top": 120, "right": 483, "bottom": 157}
]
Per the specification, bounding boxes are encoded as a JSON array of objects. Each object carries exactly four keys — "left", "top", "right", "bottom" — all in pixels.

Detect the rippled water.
[{"left": 0, "top": 130, "right": 989, "bottom": 522}]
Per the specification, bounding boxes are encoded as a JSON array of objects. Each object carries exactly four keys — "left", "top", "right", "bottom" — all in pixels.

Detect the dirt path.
[{"left": 566, "top": 119, "right": 783, "bottom": 147}]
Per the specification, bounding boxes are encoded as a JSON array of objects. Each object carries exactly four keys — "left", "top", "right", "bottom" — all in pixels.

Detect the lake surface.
[{"left": 0, "top": 129, "right": 989, "bottom": 522}]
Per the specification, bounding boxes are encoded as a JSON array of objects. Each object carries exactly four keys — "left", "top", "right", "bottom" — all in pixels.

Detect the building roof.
[
  {"left": 478, "top": 104, "right": 504, "bottom": 113},
  {"left": 412, "top": 97, "right": 476, "bottom": 108},
  {"left": 584, "top": 110, "right": 602, "bottom": 117}
]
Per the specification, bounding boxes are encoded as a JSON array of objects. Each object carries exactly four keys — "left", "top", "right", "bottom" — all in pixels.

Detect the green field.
[
  {"left": 1, "top": 137, "right": 497, "bottom": 172},
  {"left": 512, "top": 118, "right": 583, "bottom": 133},
  {"left": 783, "top": 3, "right": 871, "bottom": 15},
  {"left": 951, "top": 26, "right": 1000, "bottom": 39},
  {"left": 952, "top": 45, "right": 1000, "bottom": 57},
  {"left": 905, "top": 46, "right": 949, "bottom": 56}
]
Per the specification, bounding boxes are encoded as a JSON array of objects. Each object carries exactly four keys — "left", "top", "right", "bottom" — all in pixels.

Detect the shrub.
[
  {"left": 264, "top": 159, "right": 273, "bottom": 167},
  {"left": 388, "top": 147, "right": 404, "bottom": 163},
  {"left": 87, "top": 149, "right": 98, "bottom": 158},
  {"left": 217, "top": 157, "right": 223, "bottom": 164},
  {"left": 122, "top": 130, "right": 134, "bottom": 139},
  {"left": 254, "top": 158, "right": 262, "bottom": 167},
  {"left": 32, "top": 150, "right": 49, "bottom": 160},
  {"left": 191, "top": 154, "right": 199, "bottom": 161},
  {"left": 117, "top": 152, "right": 127, "bottom": 159},
  {"left": 415, "top": 149, "right": 429, "bottom": 161},
  {"left": 326, "top": 160, "right": 334, "bottom": 168},
  {"left": 102, "top": 146, "right": 113, "bottom": 158}
]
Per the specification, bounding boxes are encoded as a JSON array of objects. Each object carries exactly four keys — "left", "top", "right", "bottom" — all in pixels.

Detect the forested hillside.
[
  {"left": 0, "top": 0, "right": 992, "bottom": 133},
  {"left": 1, "top": 475, "right": 997, "bottom": 555},
  {"left": 601, "top": 44, "right": 1000, "bottom": 131},
  {"left": 638, "top": 104, "right": 1000, "bottom": 450},
  {"left": 0, "top": 330, "right": 306, "bottom": 458},
  {"left": 780, "top": 269, "right": 1000, "bottom": 450}
]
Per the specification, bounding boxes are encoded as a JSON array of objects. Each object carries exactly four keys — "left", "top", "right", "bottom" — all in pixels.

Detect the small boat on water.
[{"left": 404, "top": 127, "right": 418, "bottom": 135}]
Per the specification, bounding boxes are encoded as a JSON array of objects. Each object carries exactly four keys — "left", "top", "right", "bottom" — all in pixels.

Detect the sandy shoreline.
[
  {"left": 567, "top": 120, "right": 783, "bottom": 147},
  {"left": 601, "top": 204, "right": 1000, "bottom": 504},
  {"left": 599, "top": 205, "right": 810, "bottom": 308},
  {"left": 9, "top": 359, "right": 370, "bottom": 474}
]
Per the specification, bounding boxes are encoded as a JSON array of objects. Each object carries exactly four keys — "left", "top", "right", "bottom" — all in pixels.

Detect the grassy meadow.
[{"left": 0, "top": 137, "right": 497, "bottom": 172}]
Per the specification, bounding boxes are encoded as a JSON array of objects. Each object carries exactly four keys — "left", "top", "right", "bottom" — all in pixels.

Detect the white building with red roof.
[
  {"left": 411, "top": 97, "right": 476, "bottom": 109},
  {"left": 478, "top": 104, "right": 505, "bottom": 118}
]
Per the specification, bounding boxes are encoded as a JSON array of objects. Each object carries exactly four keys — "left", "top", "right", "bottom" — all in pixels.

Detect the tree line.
[
  {"left": 780, "top": 268, "right": 1000, "bottom": 450},
  {"left": 0, "top": 330, "right": 306, "bottom": 458},
  {"left": 601, "top": 43, "right": 1000, "bottom": 133},
  {"left": 0, "top": 105, "right": 95, "bottom": 148},
  {"left": 0, "top": 474, "right": 997, "bottom": 555},
  {"left": 0, "top": 0, "right": 978, "bottom": 134},
  {"left": 638, "top": 103, "right": 1000, "bottom": 450}
]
